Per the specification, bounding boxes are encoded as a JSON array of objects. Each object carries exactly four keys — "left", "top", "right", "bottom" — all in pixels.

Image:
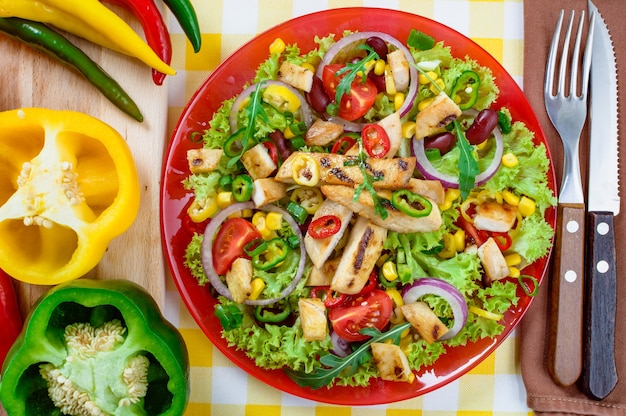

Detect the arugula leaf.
[
  {"left": 346, "top": 139, "right": 389, "bottom": 219},
  {"left": 284, "top": 322, "right": 411, "bottom": 389},
  {"left": 227, "top": 82, "right": 269, "bottom": 167},
  {"left": 453, "top": 121, "right": 479, "bottom": 200},
  {"left": 333, "top": 44, "right": 379, "bottom": 105}
]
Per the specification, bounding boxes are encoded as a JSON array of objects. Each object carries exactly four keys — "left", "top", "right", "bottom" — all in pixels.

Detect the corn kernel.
[
  {"left": 248, "top": 278, "right": 266, "bottom": 300},
  {"left": 419, "top": 71, "right": 438, "bottom": 84},
  {"left": 269, "top": 38, "right": 285, "bottom": 55},
  {"left": 217, "top": 191, "right": 234, "bottom": 209},
  {"left": 505, "top": 253, "right": 522, "bottom": 266},
  {"left": 439, "top": 188, "right": 461, "bottom": 211},
  {"left": 374, "top": 59, "right": 386, "bottom": 75},
  {"left": 394, "top": 92, "right": 405, "bottom": 111},
  {"left": 502, "top": 190, "right": 520, "bottom": 206},
  {"left": 438, "top": 233, "right": 456, "bottom": 259},
  {"left": 382, "top": 261, "right": 399, "bottom": 282},
  {"left": 417, "top": 97, "right": 434, "bottom": 111},
  {"left": 386, "top": 288, "right": 404, "bottom": 308},
  {"left": 430, "top": 78, "right": 445, "bottom": 95},
  {"left": 252, "top": 211, "right": 266, "bottom": 226},
  {"left": 265, "top": 211, "right": 283, "bottom": 230},
  {"left": 518, "top": 196, "right": 536, "bottom": 217},
  {"left": 401, "top": 121, "right": 416, "bottom": 139},
  {"left": 301, "top": 62, "right": 315, "bottom": 73},
  {"left": 508, "top": 266, "right": 521, "bottom": 279},
  {"left": 242, "top": 209, "right": 253, "bottom": 218},
  {"left": 452, "top": 229, "right": 466, "bottom": 252},
  {"left": 502, "top": 152, "right": 519, "bottom": 167}
]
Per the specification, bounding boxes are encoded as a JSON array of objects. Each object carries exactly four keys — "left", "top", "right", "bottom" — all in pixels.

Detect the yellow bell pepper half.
[
  {"left": 0, "top": 0, "right": 175, "bottom": 75},
  {"left": 0, "top": 108, "right": 140, "bottom": 285}
]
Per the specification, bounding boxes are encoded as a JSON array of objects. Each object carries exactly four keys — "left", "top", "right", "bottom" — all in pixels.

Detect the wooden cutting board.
[{"left": 0, "top": 11, "right": 168, "bottom": 314}]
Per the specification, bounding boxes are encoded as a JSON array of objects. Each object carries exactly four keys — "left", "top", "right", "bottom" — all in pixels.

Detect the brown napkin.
[{"left": 521, "top": 0, "right": 626, "bottom": 414}]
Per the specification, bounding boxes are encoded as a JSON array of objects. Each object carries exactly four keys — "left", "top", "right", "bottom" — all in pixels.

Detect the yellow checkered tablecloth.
[{"left": 164, "top": 1, "right": 532, "bottom": 414}]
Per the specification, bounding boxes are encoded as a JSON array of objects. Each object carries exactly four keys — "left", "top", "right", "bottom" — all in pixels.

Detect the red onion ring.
[
  {"left": 329, "top": 330, "right": 351, "bottom": 358},
  {"left": 315, "top": 31, "right": 419, "bottom": 131},
  {"left": 401, "top": 277, "right": 468, "bottom": 341},
  {"left": 201, "top": 202, "right": 306, "bottom": 306},
  {"left": 228, "top": 80, "right": 313, "bottom": 134},
  {"left": 412, "top": 121, "right": 504, "bottom": 189}
]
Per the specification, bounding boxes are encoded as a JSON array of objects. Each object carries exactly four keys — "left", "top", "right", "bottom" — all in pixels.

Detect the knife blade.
[{"left": 581, "top": 0, "right": 620, "bottom": 400}]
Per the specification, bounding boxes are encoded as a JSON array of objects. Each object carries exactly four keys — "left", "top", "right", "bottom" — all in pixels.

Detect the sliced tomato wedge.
[
  {"left": 212, "top": 217, "right": 262, "bottom": 275},
  {"left": 321, "top": 64, "right": 378, "bottom": 121},
  {"left": 328, "top": 289, "right": 393, "bottom": 341}
]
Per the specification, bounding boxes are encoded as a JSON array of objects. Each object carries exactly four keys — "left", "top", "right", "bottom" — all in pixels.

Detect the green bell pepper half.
[{"left": 0, "top": 279, "right": 189, "bottom": 416}]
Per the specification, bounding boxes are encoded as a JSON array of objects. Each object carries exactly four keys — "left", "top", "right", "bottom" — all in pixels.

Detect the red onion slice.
[
  {"left": 201, "top": 202, "right": 306, "bottom": 306},
  {"left": 412, "top": 124, "right": 504, "bottom": 189},
  {"left": 401, "top": 277, "right": 468, "bottom": 341},
  {"left": 316, "top": 31, "right": 419, "bottom": 131},
  {"left": 228, "top": 80, "right": 313, "bottom": 134}
]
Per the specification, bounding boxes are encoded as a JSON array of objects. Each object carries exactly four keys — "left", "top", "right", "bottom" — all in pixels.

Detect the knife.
[{"left": 581, "top": 0, "right": 620, "bottom": 400}]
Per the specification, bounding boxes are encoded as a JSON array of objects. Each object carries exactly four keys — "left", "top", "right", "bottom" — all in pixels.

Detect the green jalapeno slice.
[{"left": 391, "top": 189, "right": 432, "bottom": 218}]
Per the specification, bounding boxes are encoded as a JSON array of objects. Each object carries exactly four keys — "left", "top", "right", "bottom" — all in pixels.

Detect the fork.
[{"left": 544, "top": 10, "right": 595, "bottom": 387}]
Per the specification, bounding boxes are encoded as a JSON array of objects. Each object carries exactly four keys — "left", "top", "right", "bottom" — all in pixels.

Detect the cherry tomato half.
[
  {"left": 362, "top": 124, "right": 391, "bottom": 158},
  {"left": 212, "top": 217, "right": 262, "bottom": 275},
  {"left": 322, "top": 64, "right": 378, "bottom": 121},
  {"left": 328, "top": 289, "right": 393, "bottom": 341}
]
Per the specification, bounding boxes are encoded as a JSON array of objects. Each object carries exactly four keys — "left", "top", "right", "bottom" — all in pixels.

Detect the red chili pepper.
[
  {"left": 331, "top": 136, "right": 356, "bottom": 154},
  {"left": 310, "top": 286, "right": 347, "bottom": 308},
  {"left": 308, "top": 215, "right": 342, "bottom": 239},
  {"left": 361, "top": 124, "right": 390, "bottom": 158},
  {"left": 491, "top": 232, "right": 513, "bottom": 251},
  {"left": 263, "top": 140, "right": 280, "bottom": 166},
  {"left": 359, "top": 269, "right": 378, "bottom": 294},
  {"left": 105, "top": 0, "right": 173, "bottom": 85},
  {"left": 0, "top": 270, "right": 23, "bottom": 366}
]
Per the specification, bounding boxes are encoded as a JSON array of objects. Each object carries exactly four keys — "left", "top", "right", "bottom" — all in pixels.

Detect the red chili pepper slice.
[
  {"left": 491, "top": 232, "right": 512, "bottom": 251},
  {"left": 359, "top": 269, "right": 378, "bottom": 294},
  {"left": 331, "top": 136, "right": 356, "bottom": 154},
  {"left": 308, "top": 215, "right": 342, "bottom": 239},
  {"left": 362, "top": 124, "right": 390, "bottom": 158},
  {"left": 310, "top": 286, "right": 347, "bottom": 308}
]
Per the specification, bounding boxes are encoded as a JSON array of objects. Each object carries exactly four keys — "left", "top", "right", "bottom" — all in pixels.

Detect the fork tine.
[
  {"left": 567, "top": 11, "right": 582, "bottom": 97},
  {"left": 558, "top": 11, "right": 575, "bottom": 97},
  {"left": 544, "top": 10, "right": 564, "bottom": 97}
]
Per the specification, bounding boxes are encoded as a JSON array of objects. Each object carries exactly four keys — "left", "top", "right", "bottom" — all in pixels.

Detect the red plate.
[{"left": 161, "top": 8, "right": 556, "bottom": 405}]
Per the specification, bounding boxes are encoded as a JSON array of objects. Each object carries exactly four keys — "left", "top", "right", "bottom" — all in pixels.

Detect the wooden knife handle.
[
  {"left": 581, "top": 211, "right": 618, "bottom": 399},
  {"left": 548, "top": 203, "right": 585, "bottom": 386}
]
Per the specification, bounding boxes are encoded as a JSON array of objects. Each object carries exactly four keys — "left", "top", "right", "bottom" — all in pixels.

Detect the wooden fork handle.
[
  {"left": 548, "top": 203, "right": 585, "bottom": 386},
  {"left": 580, "top": 211, "right": 618, "bottom": 399}
]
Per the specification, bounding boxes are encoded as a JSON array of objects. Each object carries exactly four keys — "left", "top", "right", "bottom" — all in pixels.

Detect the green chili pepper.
[
  {"left": 232, "top": 174, "right": 253, "bottom": 202},
  {"left": 244, "top": 238, "right": 267, "bottom": 257},
  {"left": 253, "top": 301, "right": 291, "bottom": 324},
  {"left": 0, "top": 17, "right": 143, "bottom": 122},
  {"left": 224, "top": 128, "right": 247, "bottom": 158},
  {"left": 219, "top": 174, "right": 234, "bottom": 191},
  {"left": 289, "top": 135, "right": 306, "bottom": 150},
  {"left": 252, "top": 238, "right": 290, "bottom": 270},
  {"left": 391, "top": 189, "right": 432, "bottom": 218},
  {"left": 162, "top": 0, "right": 201, "bottom": 53},
  {"left": 450, "top": 70, "right": 480, "bottom": 110},
  {"left": 286, "top": 201, "right": 308, "bottom": 224}
]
